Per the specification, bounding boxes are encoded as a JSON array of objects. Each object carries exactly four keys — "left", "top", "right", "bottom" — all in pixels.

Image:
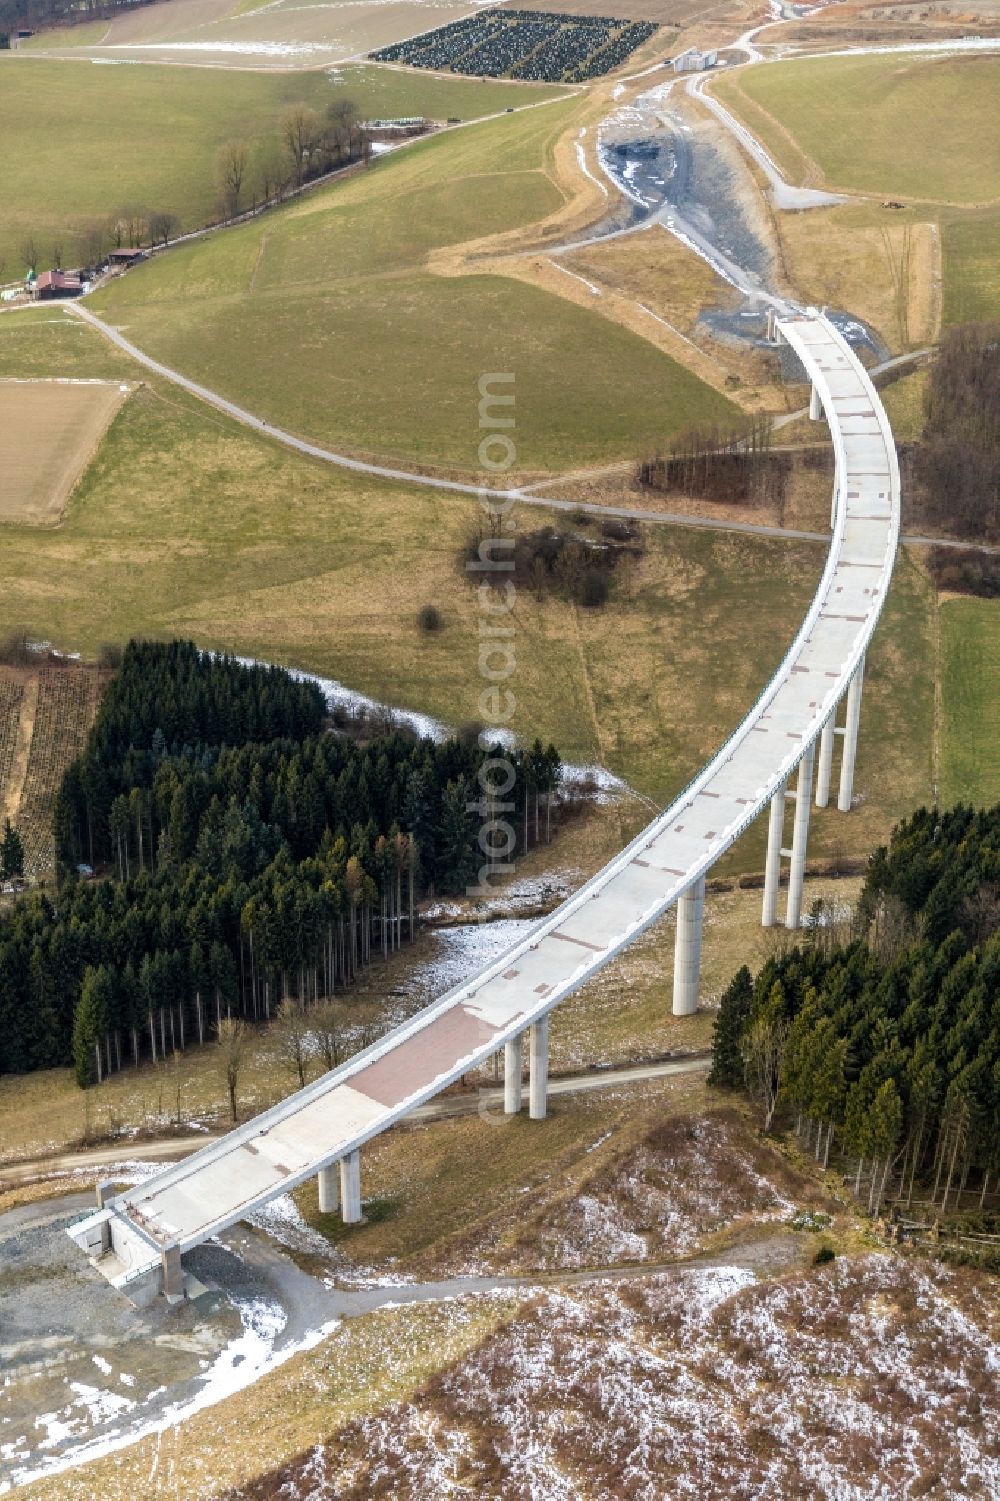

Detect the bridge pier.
[
  {"left": 815, "top": 713, "right": 836, "bottom": 808},
  {"left": 318, "top": 1163, "right": 340, "bottom": 1215},
  {"left": 762, "top": 780, "right": 787, "bottom": 927},
  {"left": 786, "top": 741, "right": 816, "bottom": 929},
  {"left": 340, "top": 1150, "right": 362, "bottom": 1223},
  {"left": 529, "top": 1016, "right": 549, "bottom": 1120},
  {"left": 838, "top": 656, "right": 865, "bottom": 812},
  {"left": 161, "top": 1242, "right": 184, "bottom": 1304},
  {"left": 809, "top": 381, "right": 823, "bottom": 421},
  {"left": 504, "top": 1031, "right": 524, "bottom": 1114},
  {"left": 672, "top": 874, "right": 706, "bottom": 1015}
]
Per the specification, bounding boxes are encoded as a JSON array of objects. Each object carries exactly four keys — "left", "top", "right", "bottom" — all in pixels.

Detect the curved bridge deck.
[{"left": 74, "top": 314, "right": 900, "bottom": 1286}]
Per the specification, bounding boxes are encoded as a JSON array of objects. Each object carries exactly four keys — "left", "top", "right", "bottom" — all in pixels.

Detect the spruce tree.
[
  {"left": 0, "top": 819, "right": 24, "bottom": 880},
  {"left": 73, "top": 967, "right": 111, "bottom": 1088},
  {"left": 709, "top": 965, "right": 752, "bottom": 1088}
]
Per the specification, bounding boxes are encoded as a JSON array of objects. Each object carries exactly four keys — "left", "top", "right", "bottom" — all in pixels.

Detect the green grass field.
[
  {"left": 0, "top": 310, "right": 934, "bottom": 857},
  {"left": 90, "top": 103, "right": 736, "bottom": 471},
  {"left": 942, "top": 206, "right": 1000, "bottom": 325},
  {"left": 880, "top": 367, "right": 927, "bottom": 444},
  {"left": 715, "top": 53, "right": 1000, "bottom": 204},
  {"left": 0, "top": 57, "right": 567, "bottom": 277},
  {"left": 940, "top": 596, "right": 1000, "bottom": 807}
]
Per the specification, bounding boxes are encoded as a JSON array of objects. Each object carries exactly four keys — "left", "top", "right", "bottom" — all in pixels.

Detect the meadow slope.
[
  {"left": 713, "top": 52, "right": 1000, "bottom": 203},
  {"left": 89, "top": 100, "right": 737, "bottom": 472},
  {"left": 0, "top": 57, "right": 567, "bottom": 276},
  {"left": 0, "top": 309, "right": 935, "bottom": 840}
]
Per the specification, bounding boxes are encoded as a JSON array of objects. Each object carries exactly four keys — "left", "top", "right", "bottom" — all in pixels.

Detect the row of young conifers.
[
  {"left": 711, "top": 804, "right": 1000, "bottom": 1234},
  {"left": 0, "top": 641, "right": 560, "bottom": 1086},
  {"left": 373, "top": 9, "right": 657, "bottom": 84}
]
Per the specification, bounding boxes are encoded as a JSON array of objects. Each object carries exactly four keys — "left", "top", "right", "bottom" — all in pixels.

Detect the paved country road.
[
  {"left": 0, "top": 1054, "right": 710, "bottom": 1186},
  {"left": 65, "top": 307, "right": 997, "bottom": 554}
]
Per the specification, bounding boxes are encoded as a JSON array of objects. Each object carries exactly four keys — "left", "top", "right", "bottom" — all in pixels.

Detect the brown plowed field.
[{"left": 0, "top": 379, "right": 128, "bottom": 525}]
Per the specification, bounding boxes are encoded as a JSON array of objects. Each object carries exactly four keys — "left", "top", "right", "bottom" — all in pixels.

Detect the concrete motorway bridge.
[{"left": 70, "top": 313, "right": 900, "bottom": 1303}]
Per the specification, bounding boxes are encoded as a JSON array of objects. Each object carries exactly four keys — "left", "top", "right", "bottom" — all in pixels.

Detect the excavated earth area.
[{"left": 0, "top": 1191, "right": 327, "bottom": 1489}]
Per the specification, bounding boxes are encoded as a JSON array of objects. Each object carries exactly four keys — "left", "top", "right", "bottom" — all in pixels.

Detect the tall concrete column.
[
  {"left": 815, "top": 713, "right": 836, "bottom": 808},
  {"left": 838, "top": 656, "right": 865, "bottom": 813},
  {"left": 529, "top": 1016, "right": 549, "bottom": 1121},
  {"left": 340, "top": 1149, "right": 362, "bottom": 1224},
  {"left": 504, "top": 1032, "right": 524, "bottom": 1115},
  {"left": 809, "top": 382, "right": 823, "bottom": 421},
  {"left": 786, "top": 741, "right": 816, "bottom": 929},
  {"left": 762, "top": 782, "right": 787, "bottom": 927},
  {"left": 161, "top": 1242, "right": 184, "bottom": 1303},
  {"left": 318, "top": 1163, "right": 340, "bottom": 1215},
  {"left": 672, "top": 874, "right": 706, "bottom": 1015}
]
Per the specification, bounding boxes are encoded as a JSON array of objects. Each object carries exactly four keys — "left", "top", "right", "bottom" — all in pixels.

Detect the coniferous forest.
[
  {"left": 710, "top": 804, "right": 1000, "bottom": 1218},
  {"left": 0, "top": 641, "right": 561, "bottom": 1087}
]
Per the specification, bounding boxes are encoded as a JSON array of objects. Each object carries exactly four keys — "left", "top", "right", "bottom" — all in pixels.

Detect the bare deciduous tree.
[
  {"left": 115, "top": 205, "right": 147, "bottom": 248},
  {"left": 326, "top": 96, "right": 361, "bottom": 164},
  {"left": 148, "top": 211, "right": 178, "bottom": 248},
  {"left": 79, "top": 220, "right": 107, "bottom": 268},
  {"left": 281, "top": 104, "right": 322, "bottom": 186},
  {"left": 217, "top": 139, "right": 250, "bottom": 220},
  {"left": 273, "top": 997, "right": 311, "bottom": 1088},
  {"left": 309, "top": 996, "right": 349, "bottom": 1073},
  {"left": 217, "top": 1016, "right": 250, "bottom": 1123},
  {"left": 253, "top": 137, "right": 288, "bottom": 207}
]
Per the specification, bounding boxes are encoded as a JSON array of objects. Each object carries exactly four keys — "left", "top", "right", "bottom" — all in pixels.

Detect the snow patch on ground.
[
  {"left": 286, "top": 1257, "right": 1000, "bottom": 1497},
  {"left": 550, "top": 259, "right": 602, "bottom": 296},
  {"left": 408, "top": 919, "right": 538, "bottom": 1004},
  {"left": 574, "top": 136, "right": 609, "bottom": 195},
  {"left": 3, "top": 1293, "right": 333, "bottom": 1494},
  {"left": 503, "top": 1114, "right": 801, "bottom": 1270},
  {"left": 104, "top": 40, "right": 335, "bottom": 56},
  {"left": 235, "top": 653, "right": 633, "bottom": 804},
  {"left": 422, "top": 869, "right": 579, "bottom": 923},
  {"left": 245, "top": 1193, "right": 340, "bottom": 1260}
]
